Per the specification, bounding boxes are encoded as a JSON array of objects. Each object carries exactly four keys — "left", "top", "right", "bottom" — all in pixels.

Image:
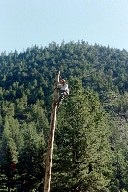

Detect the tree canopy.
[{"left": 0, "top": 41, "right": 128, "bottom": 191}]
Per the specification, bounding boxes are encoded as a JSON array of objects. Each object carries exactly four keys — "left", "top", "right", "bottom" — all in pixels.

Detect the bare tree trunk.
[{"left": 44, "top": 71, "right": 60, "bottom": 192}]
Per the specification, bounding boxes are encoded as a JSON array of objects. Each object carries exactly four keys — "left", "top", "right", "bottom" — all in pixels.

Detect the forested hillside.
[{"left": 0, "top": 41, "right": 128, "bottom": 192}]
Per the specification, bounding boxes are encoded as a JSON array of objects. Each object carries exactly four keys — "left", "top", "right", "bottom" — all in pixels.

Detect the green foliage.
[
  {"left": 0, "top": 41, "right": 128, "bottom": 191},
  {"left": 53, "top": 79, "right": 112, "bottom": 192},
  {"left": 18, "top": 122, "right": 45, "bottom": 191},
  {"left": 1, "top": 116, "right": 18, "bottom": 191}
]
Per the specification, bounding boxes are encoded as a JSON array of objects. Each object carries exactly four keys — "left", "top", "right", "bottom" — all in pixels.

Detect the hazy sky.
[{"left": 0, "top": 0, "right": 128, "bottom": 53}]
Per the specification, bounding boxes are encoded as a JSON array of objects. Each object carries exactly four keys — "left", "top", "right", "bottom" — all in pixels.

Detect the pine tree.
[
  {"left": 109, "top": 118, "right": 128, "bottom": 191},
  {"left": 30, "top": 100, "right": 49, "bottom": 140},
  {"left": 2, "top": 116, "right": 18, "bottom": 191},
  {"left": 18, "top": 122, "right": 46, "bottom": 191},
  {"left": 52, "top": 78, "right": 111, "bottom": 192}
]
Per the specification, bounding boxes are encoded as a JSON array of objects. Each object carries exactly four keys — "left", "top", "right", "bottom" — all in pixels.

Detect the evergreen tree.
[
  {"left": 18, "top": 122, "right": 45, "bottom": 191},
  {"left": 53, "top": 79, "right": 111, "bottom": 192},
  {"left": 109, "top": 118, "right": 128, "bottom": 191},
  {"left": 2, "top": 116, "right": 18, "bottom": 191}
]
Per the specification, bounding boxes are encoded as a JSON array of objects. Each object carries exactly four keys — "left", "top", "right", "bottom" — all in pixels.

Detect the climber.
[
  {"left": 57, "top": 79, "right": 69, "bottom": 106},
  {"left": 58, "top": 79, "right": 69, "bottom": 95}
]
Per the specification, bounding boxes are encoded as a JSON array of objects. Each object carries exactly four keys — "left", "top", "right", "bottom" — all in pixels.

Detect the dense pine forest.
[{"left": 0, "top": 41, "right": 128, "bottom": 192}]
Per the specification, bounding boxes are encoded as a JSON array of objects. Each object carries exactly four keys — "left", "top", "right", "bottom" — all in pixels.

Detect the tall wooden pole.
[{"left": 44, "top": 71, "right": 60, "bottom": 192}]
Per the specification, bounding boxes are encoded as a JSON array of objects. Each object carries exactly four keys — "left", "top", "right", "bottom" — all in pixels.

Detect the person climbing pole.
[{"left": 57, "top": 78, "right": 69, "bottom": 107}]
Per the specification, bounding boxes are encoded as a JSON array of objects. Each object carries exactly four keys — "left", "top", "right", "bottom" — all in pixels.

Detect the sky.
[{"left": 0, "top": 0, "right": 128, "bottom": 53}]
